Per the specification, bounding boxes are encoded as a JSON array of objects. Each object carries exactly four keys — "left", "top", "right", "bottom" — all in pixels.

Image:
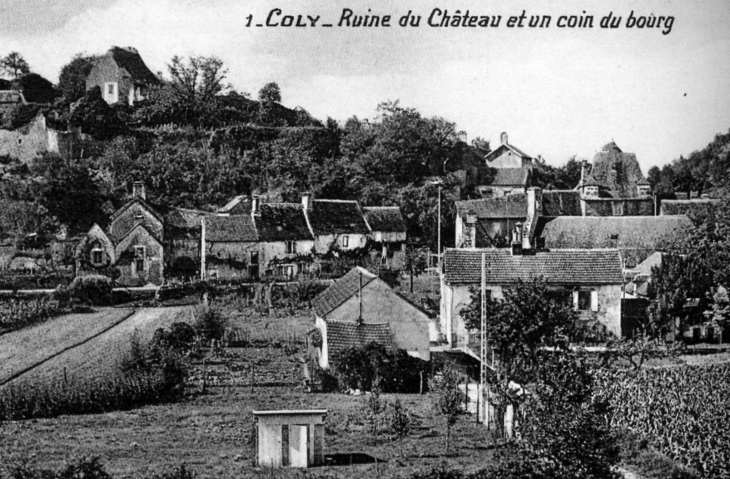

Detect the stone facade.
[{"left": 86, "top": 47, "right": 159, "bottom": 106}]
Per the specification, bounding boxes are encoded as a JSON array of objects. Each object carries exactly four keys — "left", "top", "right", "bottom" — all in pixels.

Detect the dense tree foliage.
[
  {"left": 258, "top": 82, "right": 281, "bottom": 103},
  {"left": 58, "top": 54, "right": 99, "bottom": 101},
  {"left": 13, "top": 73, "right": 58, "bottom": 104}
]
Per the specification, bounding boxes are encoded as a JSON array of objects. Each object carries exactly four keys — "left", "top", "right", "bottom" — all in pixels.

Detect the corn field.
[
  {"left": 597, "top": 364, "right": 730, "bottom": 478},
  {"left": 0, "top": 369, "right": 182, "bottom": 421},
  {"left": 0, "top": 298, "right": 62, "bottom": 334}
]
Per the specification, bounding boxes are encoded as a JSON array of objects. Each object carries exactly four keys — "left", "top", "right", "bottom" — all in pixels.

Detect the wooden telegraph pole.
[{"left": 480, "top": 252, "right": 489, "bottom": 428}]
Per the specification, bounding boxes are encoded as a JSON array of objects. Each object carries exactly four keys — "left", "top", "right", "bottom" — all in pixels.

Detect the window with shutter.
[{"left": 590, "top": 290, "right": 599, "bottom": 312}]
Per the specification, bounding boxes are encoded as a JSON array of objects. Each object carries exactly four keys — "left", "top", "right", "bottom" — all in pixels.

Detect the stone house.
[
  {"left": 483, "top": 132, "right": 533, "bottom": 169},
  {"left": 439, "top": 248, "right": 625, "bottom": 348},
  {"left": 201, "top": 214, "right": 258, "bottom": 281},
  {"left": 255, "top": 200, "right": 316, "bottom": 279},
  {"left": 362, "top": 206, "right": 407, "bottom": 269},
  {"left": 86, "top": 46, "right": 160, "bottom": 105},
  {"left": 303, "top": 194, "right": 371, "bottom": 254},
  {"left": 312, "top": 267, "right": 432, "bottom": 368}
]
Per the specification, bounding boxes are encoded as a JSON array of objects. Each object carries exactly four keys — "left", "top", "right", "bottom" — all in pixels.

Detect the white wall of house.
[
  {"left": 313, "top": 233, "right": 368, "bottom": 254},
  {"left": 440, "top": 281, "right": 623, "bottom": 347},
  {"left": 260, "top": 239, "right": 316, "bottom": 276}
]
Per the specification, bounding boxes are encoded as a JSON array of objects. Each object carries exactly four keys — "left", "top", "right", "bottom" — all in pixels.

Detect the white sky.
[{"left": 1, "top": 0, "right": 729, "bottom": 172}]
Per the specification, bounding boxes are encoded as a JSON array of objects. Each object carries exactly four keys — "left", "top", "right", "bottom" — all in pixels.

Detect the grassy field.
[
  {"left": 0, "top": 308, "right": 134, "bottom": 385},
  {"left": 0, "top": 375, "right": 495, "bottom": 479},
  {"left": 16, "top": 307, "right": 193, "bottom": 385}
]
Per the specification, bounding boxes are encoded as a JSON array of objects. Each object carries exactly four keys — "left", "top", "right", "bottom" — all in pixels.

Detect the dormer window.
[{"left": 637, "top": 185, "right": 651, "bottom": 197}]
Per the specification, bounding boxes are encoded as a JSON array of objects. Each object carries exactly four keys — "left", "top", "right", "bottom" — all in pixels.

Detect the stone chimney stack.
[
  {"left": 302, "top": 192, "right": 313, "bottom": 211},
  {"left": 251, "top": 195, "right": 261, "bottom": 215},
  {"left": 132, "top": 181, "right": 146, "bottom": 200},
  {"left": 500, "top": 132, "right": 508, "bottom": 145}
]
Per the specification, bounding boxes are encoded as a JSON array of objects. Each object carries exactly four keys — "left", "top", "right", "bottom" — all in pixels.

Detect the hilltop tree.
[
  {"left": 58, "top": 54, "right": 99, "bottom": 101},
  {"left": 0, "top": 52, "right": 31, "bottom": 79},
  {"left": 258, "top": 82, "right": 281, "bottom": 103}
]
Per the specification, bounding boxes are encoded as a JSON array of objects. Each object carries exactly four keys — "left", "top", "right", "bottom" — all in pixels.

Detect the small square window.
[
  {"left": 342, "top": 236, "right": 349, "bottom": 247},
  {"left": 135, "top": 258, "right": 144, "bottom": 272},
  {"left": 107, "top": 83, "right": 115, "bottom": 95},
  {"left": 91, "top": 249, "right": 102, "bottom": 264},
  {"left": 577, "top": 291, "right": 591, "bottom": 310},
  {"left": 286, "top": 241, "right": 295, "bottom": 254}
]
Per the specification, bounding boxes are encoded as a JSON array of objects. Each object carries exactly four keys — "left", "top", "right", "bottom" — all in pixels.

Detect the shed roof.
[
  {"left": 442, "top": 248, "right": 624, "bottom": 285},
  {"left": 491, "top": 167, "right": 531, "bottom": 187},
  {"left": 325, "top": 320, "right": 393, "bottom": 357},
  {"left": 456, "top": 194, "right": 527, "bottom": 219},
  {"left": 108, "top": 46, "right": 160, "bottom": 85},
  {"left": 305, "top": 199, "right": 369, "bottom": 235},
  {"left": 363, "top": 206, "right": 407, "bottom": 233},
  {"left": 257, "top": 203, "right": 313, "bottom": 241},
  {"left": 312, "top": 267, "right": 377, "bottom": 317},
  {"left": 205, "top": 215, "right": 258, "bottom": 242}
]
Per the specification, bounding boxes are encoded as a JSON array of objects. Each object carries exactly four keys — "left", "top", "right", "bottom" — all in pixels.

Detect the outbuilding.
[{"left": 252, "top": 410, "right": 327, "bottom": 468}]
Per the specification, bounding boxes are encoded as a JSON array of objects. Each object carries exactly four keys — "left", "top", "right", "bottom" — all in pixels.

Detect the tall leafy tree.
[
  {"left": 14, "top": 73, "right": 58, "bottom": 104},
  {"left": 58, "top": 54, "right": 99, "bottom": 101},
  {"left": 0, "top": 52, "right": 31, "bottom": 79},
  {"left": 258, "top": 82, "right": 281, "bottom": 103}
]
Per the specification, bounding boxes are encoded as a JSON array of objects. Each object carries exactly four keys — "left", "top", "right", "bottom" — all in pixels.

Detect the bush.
[
  {"left": 4, "top": 456, "right": 111, "bottom": 479},
  {"left": 67, "top": 275, "right": 113, "bottom": 306},
  {"left": 333, "top": 342, "right": 428, "bottom": 393},
  {"left": 192, "top": 303, "right": 228, "bottom": 341}
]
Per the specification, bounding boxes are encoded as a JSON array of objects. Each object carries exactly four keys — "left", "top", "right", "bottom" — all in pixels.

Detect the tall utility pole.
[
  {"left": 480, "top": 252, "right": 488, "bottom": 427},
  {"left": 437, "top": 183, "right": 442, "bottom": 267}
]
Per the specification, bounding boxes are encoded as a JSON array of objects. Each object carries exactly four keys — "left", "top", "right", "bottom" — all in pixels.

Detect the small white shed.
[{"left": 252, "top": 409, "right": 327, "bottom": 468}]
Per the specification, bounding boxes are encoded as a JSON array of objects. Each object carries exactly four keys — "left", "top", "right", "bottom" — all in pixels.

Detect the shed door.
[{"left": 289, "top": 425, "right": 308, "bottom": 467}]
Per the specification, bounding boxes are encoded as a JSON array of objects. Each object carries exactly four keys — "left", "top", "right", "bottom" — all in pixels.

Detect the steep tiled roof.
[
  {"left": 535, "top": 216, "right": 691, "bottom": 265},
  {"left": 363, "top": 207, "right": 407, "bottom": 233},
  {"left": 205, "top": 215, "right": 258, "bottom": 242},
  {"left": 485, "top": 143, "right": 533, "bottom": 162},
  {"left": 542, "top": 190, "right": 582, "bottom": 216},
  {"left": 456, "top": 194, "right": 527, "bottom": 219},
  {"left": 442, "top": 248, "right": 624, "bottom": 285},
  {"left": 109, "top": 47, "right": 160, "bottom": 86},
  {"left": 312, "top": 267, "right": 377, "bottom": 317},
  {"left": 109, "top": 198, "right": 164, "bottom": 224},
  {"left": 257, "top": 203, "right": 313, "bottom": 241},
  {"left": 165, "top": 208, "right": 211, "bottom": 240},
  {"left": 326, "top": 320, "right": 392, "bottom": 357},
  {"left": 589, "top": 143, "right": 648, "bottom": 198},
  {"left": 491, "top": 168, "right": 531, "bottom": 187},
  {"left": 306, "top": 200, "right": 369, "bottom": 235}
]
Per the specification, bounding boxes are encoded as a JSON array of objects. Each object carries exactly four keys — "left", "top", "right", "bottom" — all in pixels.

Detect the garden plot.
[{"left": 0, "top": 308, "right": 134, "bottom": 385}]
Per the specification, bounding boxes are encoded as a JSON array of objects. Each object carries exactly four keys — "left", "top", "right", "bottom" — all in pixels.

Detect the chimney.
[
  {"left": 132, "top": 181, "right": 146, "bottom": 200},
  {"left": 302, "top": 192, "right": 313, "bottom": 211},
  {"left": 251, "top": 195, "right": 261, "bottom": 215},
  {"left": 580, "top": 161, "right": 586, "bottom": 188},
  {"left": 513, "top": 222, "right": 523, "bottom": 244},
  {"left": 500, "top": 132, "right": 508, "bottom": 145}
]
